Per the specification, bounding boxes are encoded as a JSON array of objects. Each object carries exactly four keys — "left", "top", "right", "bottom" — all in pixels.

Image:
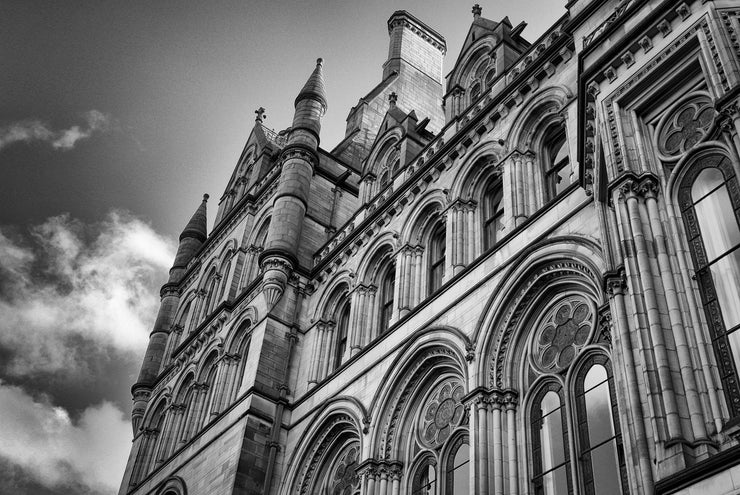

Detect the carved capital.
[{"left": 605, "top": 270, "right": 627, "bottom": 296}]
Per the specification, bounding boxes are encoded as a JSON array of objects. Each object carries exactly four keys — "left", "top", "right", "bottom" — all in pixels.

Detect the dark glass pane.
[
  {"left": 554, "top": 160, "right": 571, "bottom": 196},
  {"left": 710, "top": 248, "right": 740, "bottom": 329},
  {"left": 590, "top": 440, "right": 622, "bottom": 495},
  {"left": 691, "top": 167, "right": 724, "bottom": 201},
  {"left": 540, "top": 409, "right": 565, "bottom": 470},
  {"left": 585, "top": 381, "right": 614, "bottom": 447},
  {"left": 541, "top": 465, "right": 568, "bottom": 495},
  {"left": 695, "top": 186, "right": 740, "bottom": 261}
]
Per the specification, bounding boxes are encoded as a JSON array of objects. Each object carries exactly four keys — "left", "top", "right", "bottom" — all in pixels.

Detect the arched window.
[
  {"left": 575, "top": 361, "right": 626, "bottom": 495},
  {"left": 679, "top": 153, "right": 740, "bottom": 416},
  {"left": 379, "top": 169, "right": 390, "bottom": 189},
  {"left": 200, "top": 269, "right": 219, "bottom": 321},
  {"left": 217, "top": 252, "right": 233, "bottom": 302},
  {"left": 255, "top": 218, "right": 270, "bottom": 247},
  {"left": 544, "top": 126, "right": 571, "bottom": 200},
  {"left": 200, "top": 353, "right": 220, "bottom": 427},
  {"left": 531, "top": 385, "right": 571, "bottom": 495},
  {"left": 412, "top": 458, "right": 437, "bottom": 495},
  {"left": 334, "top": 303, "right": 350, "bottom": 370},
  {"left": 470, "top": 82, "right": 482, "bottom": 102},
  {"left": 228, "top": 321, "right": 252, "bottom": 405},
  {"left": 132, "top": 400, "right": 167, "bottom": 484},
  {"left": 379, "top": 265, "right": 395, "bottom": 333},
  {"left": 429, "top": 224, "right": 446, "bottom": 293},
  {"left": 483, "top": 181, "right": 504, "bottom": 249},
  {"left": 445, "top": 438, "right": 470, "bottom": 493}
]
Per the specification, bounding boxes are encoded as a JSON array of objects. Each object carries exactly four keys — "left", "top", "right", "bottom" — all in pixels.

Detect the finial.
[
  {"left": 255, "top": 107, "right": 267, "bottom": 123},
  {"left": 388, "top": 92, "right": 398, "bottom": 106},
  {"left": 472, "top": 4, "right": 482, "bottom": 19},
  {"left": 203, "top": 193, "right": 209, "bottom": 202},
  {"left": 316, "top": 58, "right": 323, "bottom": 67}
]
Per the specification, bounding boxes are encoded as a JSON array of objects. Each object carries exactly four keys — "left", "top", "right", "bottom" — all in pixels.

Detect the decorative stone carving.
[
  {"left": 656, "top": 93, "right": 715, "bottom": 161},
  {"left": 532, "top": 295, "right": 594, "bottom": 373},
  {"left": 418, "top": 379, "right": 465, "bottom": 449},
  {"left": 329, "top": 444, "right": 360, "bottom": 495}
]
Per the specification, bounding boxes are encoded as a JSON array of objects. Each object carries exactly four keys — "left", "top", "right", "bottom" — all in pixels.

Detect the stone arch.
[
  {"left": 449, "top": 39, "right": 497, "bottom": 91},
  {"left": 356, "top": 238, "right": 396, "bottom": 284},
  {"left": 155, "top": 476, "right": 188, "bottom": 495},
  {"left": 363, "top": 128, "right": 403, "bottom": 177},
  {"left": 312, "top": 271, "right": 353, "bottom": 322},
  {"left": 475, "top": 238, "right": 604, "bottom": 391},
  {"left": 283, "top": 401, "right": 364, "bottom": 495},
  {"left": 400, "top": 191, "right": 446, "bottom": 245},
  {"left": 224, "top": 306, "right": 257, "bottom": 353},
  {"left": 506, "top": 85, "right": 572, "bottom": 152},
  {"left": 449, "top": 139, "right": 505, "bottom": 201},
  {"left": 369, "top": 332, "right": 468, "bottom": 462},
  {"left": 666, "top": 141, "right": 737, "bottom": 198}
]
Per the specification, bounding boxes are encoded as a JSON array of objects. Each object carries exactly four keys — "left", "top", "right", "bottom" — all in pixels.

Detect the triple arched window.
[{"left": 679, "top": 153, "right": 740, "bottom": 416}]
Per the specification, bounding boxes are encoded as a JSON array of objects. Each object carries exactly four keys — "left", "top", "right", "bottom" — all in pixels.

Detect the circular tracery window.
[
  {"left": 657, "top": 93, "right": 715, "bottom": 160},
  {"left": 330, "top": 444, "right": 360, "bottom": 495},
  {"left": 533, "top": 295, "right": 594, "bottom": 373},
  {"left": 418, "top": 379, "right": 466, "bottom": 449}
]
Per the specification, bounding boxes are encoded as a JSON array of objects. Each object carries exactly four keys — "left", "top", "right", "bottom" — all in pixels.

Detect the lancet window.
[
  {"left": 483, "top": 180, "right": 504, "bottom": 249},
  {"left": 428, "top": 224, "right": 446, "bottom": 293},
  {"left": 678, "top": 152, "right": 740, "bottom": 416},
  {"left": 379, "top": 264, "right": 395, "bottom": 333},
  {"left": 543, "top": 126, "right": 571, "bottom": 200}
]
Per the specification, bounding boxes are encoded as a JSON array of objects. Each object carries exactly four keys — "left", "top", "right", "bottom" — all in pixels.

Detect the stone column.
[
  {"left": 524, "top": 151, "right": 537, "bottom": 215},
  {"left": 366, "top": 286, "right": 378, "bottom": 342},
  {"left": 308, "top": 322, "right": 326, "bottom": 386},
  {"left": 619, "top": 179, "right": 682, "bottom": 440},
  {"left": 466, "top": 203, "right": 477, "bottom": 263},
  {"left": 489, "top": 392, "right": 504, "bottom": 495},
  {"left": 322, "top": 322, "right": 336, "bottom": 377},
  {"left": 399, "top": 246, "right": 413, "bottom": 316},
  {"left": 411, "top": 247, "right": 423, "bottom": 308},
  {"left": 475, "top": 395, "right": 489, "bottom": 494},
  {"left": 390, "top": 464, "right": 402, "bottom": 495},
  {"left": 377, "top": 465, "right": 389, "bottom": 495},
  {"left": 512, "top": 152, "right": 526, "bottom": 226},
  {"left": 504, "top": 391, "right": 519, "bottom": 495},
  {"left": 349, "top": 288, "right": 364, "bottom": 356}
]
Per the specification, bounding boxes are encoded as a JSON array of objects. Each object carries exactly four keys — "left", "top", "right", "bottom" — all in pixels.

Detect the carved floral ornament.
[
  {"left": 531, "top": 294, "right": 595, "bottom": 374},
  {"left": 656, "top": 92, "right": 716, "bottom": 162},
  {"left": 329, "top": 444, "right": 360, "bottom": 495},
  {"left": 417, "top": 378, "right": 466, "bottom": 449}
]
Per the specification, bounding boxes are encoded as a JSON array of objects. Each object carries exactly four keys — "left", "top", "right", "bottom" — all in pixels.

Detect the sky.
[{"left": 0, "top": 1, "right": 565, "bottom": 493}]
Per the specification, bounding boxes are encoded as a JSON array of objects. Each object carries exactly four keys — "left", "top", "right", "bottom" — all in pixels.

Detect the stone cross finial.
[
  {"left": 472, "top": 4, "right": 482, "bottom": 18},
  {"left": 388, "top": 92, "right": 398, "bottom": 106},
  {"left": 255, "top": 107, "right": 267, "bottom": 123}
]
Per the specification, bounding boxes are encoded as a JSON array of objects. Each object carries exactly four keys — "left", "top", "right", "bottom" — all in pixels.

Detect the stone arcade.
[{"left": 120, "top": 1, "right": 740, "bottom": 494}]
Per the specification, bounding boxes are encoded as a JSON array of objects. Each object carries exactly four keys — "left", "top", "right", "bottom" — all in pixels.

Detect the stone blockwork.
[{"left": 121, "top": 3, "right": 740, "bottom": 495}]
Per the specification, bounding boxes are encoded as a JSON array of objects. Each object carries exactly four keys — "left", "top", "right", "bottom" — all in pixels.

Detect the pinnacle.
[
  {"left": 180, "top": 194, "right": 208, "bottom": 242},
  {"left": 295, "top": 57, "right": 328, "bottom": 111}
]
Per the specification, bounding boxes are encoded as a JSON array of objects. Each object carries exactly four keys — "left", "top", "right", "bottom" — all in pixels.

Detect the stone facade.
[{"left": 120, "top": 2, "right": 740, "bottom": 494}]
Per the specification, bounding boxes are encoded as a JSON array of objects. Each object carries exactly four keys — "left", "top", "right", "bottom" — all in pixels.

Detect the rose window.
[
  {"left": 658, "top": 94, "right": 715, "bottom": 159},
  {"left": 418, "top": 380, "right": 465, "bottom": 449},
  {"left": 533, "top": 295, "right": 593, "bottom": 373},
  {"left": 330, "top": 445, "right": 360, "bottom": 495}
]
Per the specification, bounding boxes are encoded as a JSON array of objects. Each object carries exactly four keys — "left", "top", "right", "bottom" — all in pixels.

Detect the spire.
[
  {"left": 295, "top": 58, "right": 327, "bottom": 112},
  {"left": 180, "top": 194, "right": 209, "bottom": 242}
]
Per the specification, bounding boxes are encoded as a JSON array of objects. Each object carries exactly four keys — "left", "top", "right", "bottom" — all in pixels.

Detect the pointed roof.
[
  {"left": 179, "top": 194, "right": 208, "bottom": 242},
  {"left": 295, "top": 58, "right": 327, "bottom": 111}
]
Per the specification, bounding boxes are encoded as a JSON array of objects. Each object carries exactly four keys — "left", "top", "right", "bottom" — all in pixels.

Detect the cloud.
[
  {"left": 0, "top": 211, "right": 175, "bottom": 379},
  {"left": 0, "top": 110, "right": 112, "bottom": 151},
  {"left": 0, "top": 212, "right": 176, "bottom": 494},
  {"left": 0, "top": 381, "right": 131, "bottom": 494}
]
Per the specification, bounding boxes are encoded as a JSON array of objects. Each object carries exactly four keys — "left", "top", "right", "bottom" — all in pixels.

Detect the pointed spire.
[
  {"left": 295, "top": 58, "right": 327, "bottom": 112},
  {"left": 180, "top": 194, "right": 209, "bottom": 242}
]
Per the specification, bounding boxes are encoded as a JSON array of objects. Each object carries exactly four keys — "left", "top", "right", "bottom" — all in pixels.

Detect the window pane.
[
  {"left": 452, "top": 459, "right": 469, "bottom": 494},
  {"left": 585, "top": 381, "right": 614, "bottom": 447},
  {"left": 710, "top": 248, "right": 740, "bottom": 329},
  {"left": 729, "top": 330, "right": 740, "bottom": 376},
  {"left": 695, "top": 186, "right": 740, "bottom": 261},
  {"left": 691, "top": 167, "right": 724, "bottom": 201},
  {"left": 584, "top": 364, "right": 608, "bottom": 392},
  {"left": 541, "top": 464, "right": 568, "bottom": 495},
  {"left": 541, "top": 391, "right": 560, "bottom": 416},
  {"left": 590, "top": 440, "right": 622, "bottom": 495},
  {"left": 541, "top": 407, "right": 565, "bottom": 470}
]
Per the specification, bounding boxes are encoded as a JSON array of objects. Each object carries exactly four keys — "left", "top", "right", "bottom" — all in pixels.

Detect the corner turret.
[
  {"left": 130, "top": 195, "right": 208, "bottom": 432},
  {"left": 259, "top": 59, "right": 326, "bottom": 308}
]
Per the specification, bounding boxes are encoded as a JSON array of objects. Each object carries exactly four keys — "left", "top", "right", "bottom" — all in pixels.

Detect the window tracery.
[
  {"left": 657, "top": 93, "right": 715, "bottom": 160},
  {"left": 532, "top": 295, "right": 594, "bottom": 373}
]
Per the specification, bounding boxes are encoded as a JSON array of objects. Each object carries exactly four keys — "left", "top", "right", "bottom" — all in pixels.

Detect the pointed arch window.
[
  {"left": 445, "top": 438, "right": 470, "bottom": 494},
  {"left": 379, "top": 265, "right": 395, "bottom": 333},
  {"left": 544, "top": 126, "right": 571, "bottom": 200},
  {"left": 679, "top": 153, "right": 740, "bottom": 415},
  {"left": 334, "top": 302, "right": 350, "bottom": 370},
  {"left": 429, "top": 224, "right": 446, "bottom": 293},
  {"left": 201, "top": 269, "right": 219, "bottom": 321},
  {"left": 483, "top": 180, "right": 504, "bottom": 249},
  {"left": 412, "top": 458, "right": 436, "bottom": 495},
  {"left": 575, "top": 360, "right": 627, "bottom": 495},
  {"left": 531, "top": 384, "right": 571, "bottom": 495}
]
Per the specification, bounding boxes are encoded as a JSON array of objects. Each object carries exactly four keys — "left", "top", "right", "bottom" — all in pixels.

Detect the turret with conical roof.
[
  {"left": 130, "top": 195, "right": 208, "bottom": 432},
  {"left": 259, "top": 58, "right": 326, "bottom": 308}
]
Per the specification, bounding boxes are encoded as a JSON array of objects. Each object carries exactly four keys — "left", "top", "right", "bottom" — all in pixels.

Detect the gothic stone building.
[{"left": 120, "top": 1, "right": 740, "bottom": 494}]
